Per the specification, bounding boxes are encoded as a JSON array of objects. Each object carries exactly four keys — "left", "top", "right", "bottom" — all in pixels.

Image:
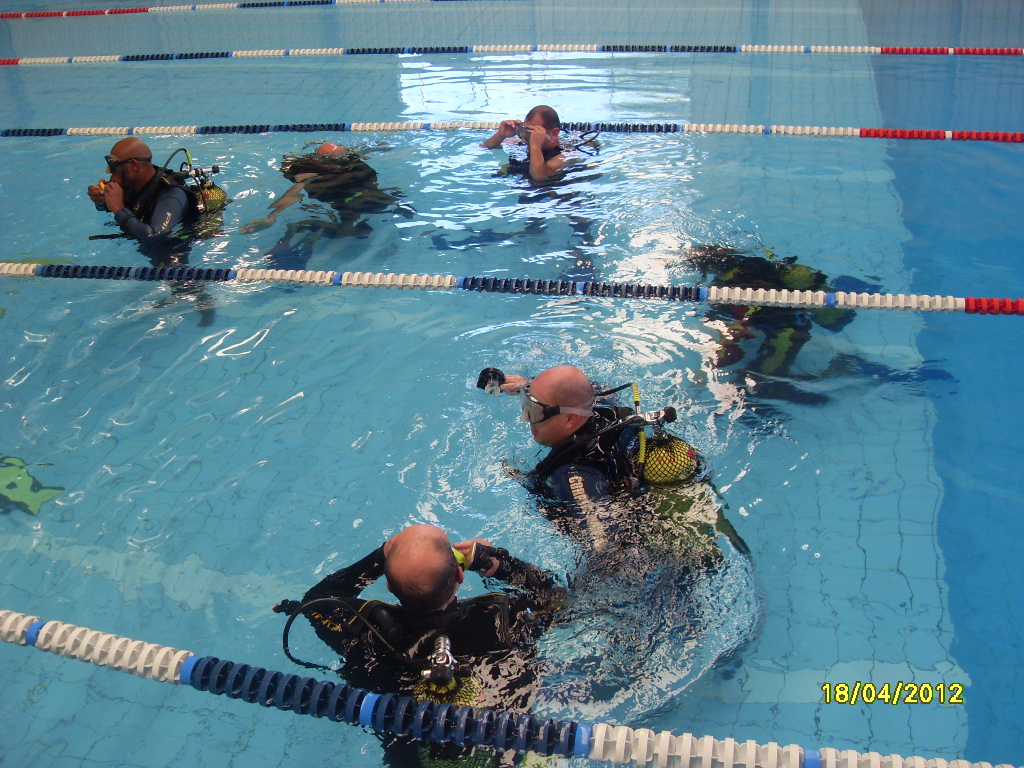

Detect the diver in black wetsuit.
[
  {"left": 88, "top": 137, "right": 200, "bottom": 248},
  {"left": 475, "top": 364, "right": 748, "bottom": 554},
  {"left": 277, "top": 523, "right": 563, "bottom": 717},
  {"left": 482, "top": 105, "right": 568, "bottom": 182},
  {"left": 478, "top": 365, "right": 641, "bottom": 506},
  {"left": 474, "top": 366, "right": 759, "bottom": 717},
  {"left": 87, "top": 138, "right": 225, "bottom": 326}
]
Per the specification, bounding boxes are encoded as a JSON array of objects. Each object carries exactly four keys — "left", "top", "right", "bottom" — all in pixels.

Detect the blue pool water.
[{"left": 2, "top": 1, "right": 1024, "bottom": 766}]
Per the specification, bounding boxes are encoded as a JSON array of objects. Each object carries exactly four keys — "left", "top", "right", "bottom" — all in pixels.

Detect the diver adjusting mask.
[{"left": 519, "top": 386, "right": 594, "bottom": 425}]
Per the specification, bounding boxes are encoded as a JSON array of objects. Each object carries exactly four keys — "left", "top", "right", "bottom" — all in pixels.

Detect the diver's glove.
[
  {"left": 476, "top": 368, "right": 506, "bottom": 395},
  {"left": 273, "top": 599, "right": 302, "bottom": 615},
  {"left": 464, "top": 542, "right": 512, "bottom": 579}
]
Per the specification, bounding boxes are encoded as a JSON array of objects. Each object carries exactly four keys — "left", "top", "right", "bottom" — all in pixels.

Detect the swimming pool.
[{"left": 2, "top": 0, "right": 1023, "bottom": 766}]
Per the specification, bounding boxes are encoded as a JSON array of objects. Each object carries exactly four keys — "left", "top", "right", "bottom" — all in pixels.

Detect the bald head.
[
  {"left": 531, "top": 365, "right": 593, "bottom": 408},
  {"left": 384, "top": 524, "right": 463, "bottom": 613},
  {"left": 107, "top": 138, "right": 156, "bottom": 192},
  {"left": 109, "top": 137, "right": 153, "bottom": 163},
  {"left": 526, "top": 365, "right": 595, "bottom": 446}
]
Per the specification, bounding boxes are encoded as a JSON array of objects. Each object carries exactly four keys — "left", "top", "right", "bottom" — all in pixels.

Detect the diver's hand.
[
  {"left": 498, "top": 119, "right": 521, "bottom": 138},
  {"left": 239, "top": 217, "right": 274, "bottom": 234},
  {"left": 525, "top": 124, "right": 547, "bottom": 148},
  {"left": 103, "top": 180, "right": 125, "bottom": 213},
  {"left": 87, "top": 180, "right": 107, "bottom": 207},
  {"left": 500, "top": 374, "right": 530, "bottom": 394},
  {"left": 483, "top": 119, "right": 522, "bottom": 149},
  {"left": 453, "top": 539, "right": 499, "bottom": 577}
]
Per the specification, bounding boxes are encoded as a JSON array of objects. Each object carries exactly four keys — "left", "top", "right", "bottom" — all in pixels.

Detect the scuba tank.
[
  {"left": 161, "top": 148, "right": 230, "bottom": 238},
  {"left": 628, "top": 383, "right": 701, "bottom": 486},
  {"left": 161, "top": 148, "right": 229, "bottom": 215}
]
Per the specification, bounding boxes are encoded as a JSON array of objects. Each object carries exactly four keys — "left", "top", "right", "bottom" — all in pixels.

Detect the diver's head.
[
  {"left": 105, "top": 137, "right": 155, "bottom": 191},
  {"left": 384, "top": 524, "right": 464, "bottom": 614},
  {"left": 523, "top": 105, "right": 561, "bottom": 151},
  {"left": 314, "top": 142, "right": 349, "bottom": 157},
  {"left": 523, "top": 365, "right": 594, "bottom": 446}
]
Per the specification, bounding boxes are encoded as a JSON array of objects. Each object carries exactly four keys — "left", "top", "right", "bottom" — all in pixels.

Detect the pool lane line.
[
  {"left": 0, "top": 608, "right": 1006, "bottom": 768},
  {"left": 2, "top": 122, "right": 1023, "bottom": 143},
  {"left": 2, "top": 263, "right": 1021, "bottom": 315},
  {"left": 2, "top": 44, "right": 1023, "bottom": 60}
]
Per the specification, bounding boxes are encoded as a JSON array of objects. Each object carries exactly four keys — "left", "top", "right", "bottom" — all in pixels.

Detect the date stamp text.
[{"left": 820, "top": 682, "right": 964, "bottom": 706}]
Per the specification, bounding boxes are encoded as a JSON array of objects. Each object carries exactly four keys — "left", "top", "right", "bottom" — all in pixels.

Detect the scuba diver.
[
  {"left": 89, "top": 138, "right": 194, "bottom": 244},
  {"left": 475, "top": 364, "right": 761, "bottom": 721},
  {"left": 483, "top": 105, "right": 567, "bottom": 182},
  {"left": 275, "top": 524, "right": 562, "bottom": 764},
  {"left": 476, "top": 365, "right": 698, "bottom": 510},
  {"left": 482, "top": 105, "right": 600, "bottom": 184},
  {"left": 274, "top": 524, "right": 564, "bottom": 765},
  {"left": 87, "top": 138, "right": 227, "bottom": 250},
  {"left": 86, "top": 138, "right": 229, "bottom": 326},
  {"left": 683, "top": 245, "right": 860, "bottom": 404},
  {"left": 474, "top": 364, "right": 747, "bottom": 554},
  {"left": 241, "top": 142, "right": 412, "bottom": 271}
]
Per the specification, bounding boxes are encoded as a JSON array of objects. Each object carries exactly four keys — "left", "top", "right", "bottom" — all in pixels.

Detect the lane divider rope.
[
  {"left": 1, "top": 262, "right": 1021, "bottom": 315},
  {"left": 2, "top": 43, "right": 1023, "bottom": 61},
  {"left": 0, "top": 609, "right": 1013, "bottom": 768},
  {"left": 2, "top": 0, "right": 1023, "bottom": 72},
  {"left": 2, "top": 122, "right": 1021, "bottom": 143}
]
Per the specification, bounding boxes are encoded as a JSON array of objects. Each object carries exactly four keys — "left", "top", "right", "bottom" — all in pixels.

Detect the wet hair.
[
  {"left": 525, "top": 105, "right": 561, "bottom": 131},
  {"left": 385, "top": 537, "right": 460, "bottom": 613}
]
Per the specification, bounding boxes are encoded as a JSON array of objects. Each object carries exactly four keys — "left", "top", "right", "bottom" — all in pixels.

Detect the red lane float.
[
  {"left": 880, "top": 46, "right": 949, "bottom": 55},
  {"left": 965, "top": 298, "right": 1024, "bottom": 315}
]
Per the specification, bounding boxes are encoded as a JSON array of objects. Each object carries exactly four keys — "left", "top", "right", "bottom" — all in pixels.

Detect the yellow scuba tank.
[
  {"left": 413, "top": 635, "right": 481, "bottom": 707},
  {"left": 632, "top": 384, "right": 701, "bottom": 485},
  {"left": 642, "top": 432, "right": 701, "bottom": 484}
]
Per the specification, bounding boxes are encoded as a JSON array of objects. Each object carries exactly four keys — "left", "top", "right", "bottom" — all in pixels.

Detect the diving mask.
[{"left": 519, "top": 386, "right": 594, "bottom": 425}]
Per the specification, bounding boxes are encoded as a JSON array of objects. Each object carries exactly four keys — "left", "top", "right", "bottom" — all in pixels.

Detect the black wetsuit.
[
  {"left": 504, "top": 142, "right": 564, "bottom": 177},
  {"left": 107, "top": 169, "right": 198, "bottom": 243},
  {"left": 300, "top": 544, "right": 563, "bottom": 713},
  {"left": 265, "top": 152, "right": 408, "bottom": 270},
  {"left": 528, "top": 403, "right": 640, "bottom": 504}
]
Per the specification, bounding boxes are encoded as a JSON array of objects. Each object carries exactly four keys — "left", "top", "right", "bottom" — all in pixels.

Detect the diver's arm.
[
  {"left": 473, "top": 545, "right": 564, "bottom": 610},
  {"left": 529, "top": 151, "right": 566, "bottom": 182},
  {"left": 301, "top": 545, "right": 386, "bottom": 604},
  {"left": 483, "top": 119, "right": 520, "bottom": 149},
  {"left": 500, "top": 555, "right": 563, "bottom": 602},
  {"left": 526, "top": 127, "right": 566, "bottom": 181},
  {"left": 265, "top": 180, "right": 311, "bottom": 216},
  {"left": 239, "top": 180, "right": 312, "bottom": 233},
  {"left": 113, "top": 187, "right": 189, "bottom": 242}
]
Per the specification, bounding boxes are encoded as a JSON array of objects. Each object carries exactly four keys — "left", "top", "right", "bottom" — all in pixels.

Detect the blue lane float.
[{"left": 0, "top": 608, "right": 1014, "bottom": 768}]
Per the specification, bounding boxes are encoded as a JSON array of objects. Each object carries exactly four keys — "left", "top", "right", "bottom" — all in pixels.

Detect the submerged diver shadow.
[
  {"left": 243, "top": 143, "right": 413, "bottom": 273},
  {"left": 532, "top": 483, "right": 762, "bottom": 722},
  {"left": 684, "top": 245, "right": 956, "bottom": 408}
]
